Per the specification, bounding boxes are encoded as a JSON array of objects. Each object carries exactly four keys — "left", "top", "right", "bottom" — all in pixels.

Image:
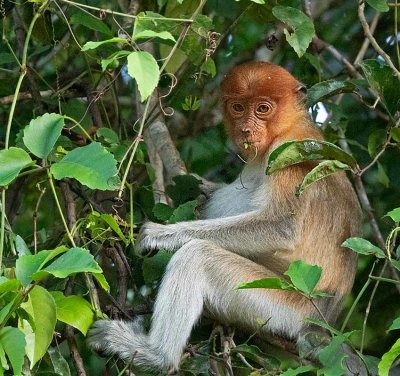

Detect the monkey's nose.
[{"left": 241, "top": 129, "right": 251, "bottom": 136}]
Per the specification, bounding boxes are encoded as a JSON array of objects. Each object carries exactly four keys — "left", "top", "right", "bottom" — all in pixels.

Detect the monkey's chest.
[{"left": 202, "top": 177, "right": 268, "bottom": 219}]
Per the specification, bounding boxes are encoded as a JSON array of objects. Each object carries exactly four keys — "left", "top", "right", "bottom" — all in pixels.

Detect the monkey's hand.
[{"left": 135, "top": 222, "right": 192, "bottom": 255}]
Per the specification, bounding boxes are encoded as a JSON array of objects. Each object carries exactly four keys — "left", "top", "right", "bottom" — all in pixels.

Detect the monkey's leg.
[
  {"left": 147, "top": 240, "right": 310, "bottom": 369},
  {"left": 88, "top": 239, "right": 309, "bottom": 371}
]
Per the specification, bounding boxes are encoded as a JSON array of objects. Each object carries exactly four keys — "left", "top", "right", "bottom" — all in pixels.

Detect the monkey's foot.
[{"left": 87, "top": 319, "right": 170, "bottom": 371}]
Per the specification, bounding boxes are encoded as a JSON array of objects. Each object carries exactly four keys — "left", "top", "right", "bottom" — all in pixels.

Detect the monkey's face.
[
  {"left": 224, "top": 97, "right": 277, "bottom": 157},
  {"left": 221, "top": 61, "right": 304, "bottom": 159}
]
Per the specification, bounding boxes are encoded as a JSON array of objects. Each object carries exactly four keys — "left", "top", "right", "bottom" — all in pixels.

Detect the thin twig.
[
  {"left": 33, "top": 186, "right": 46, "bottom": 254},
  {"left": 358, "top": 0, "right": 400, "bottom": 77},
  {"left": 354, "top": 11, "right": 380, "bottom": 66}
]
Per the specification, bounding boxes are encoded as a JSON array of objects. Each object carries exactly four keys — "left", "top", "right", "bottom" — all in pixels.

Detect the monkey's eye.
[
  {"left": 232, "top": 103, "right": 244, "bottom": 113},
  {"left": 256, "top": 104, "right": 271, "bottom": 113}
]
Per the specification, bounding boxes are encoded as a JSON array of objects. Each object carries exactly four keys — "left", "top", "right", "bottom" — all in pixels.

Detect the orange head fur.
[{"left": 220, "top": 62, "right": 316, "bottom": 159}]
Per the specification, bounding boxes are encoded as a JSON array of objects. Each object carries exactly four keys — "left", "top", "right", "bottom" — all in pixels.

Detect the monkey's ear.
[{"left": 296, "top": 84, "right": 307, "bottom": 95}]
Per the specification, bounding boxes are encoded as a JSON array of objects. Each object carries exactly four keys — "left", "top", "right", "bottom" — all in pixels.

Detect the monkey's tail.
[{"left": 87, "top": 318, "right": 168, "bottom": 371}]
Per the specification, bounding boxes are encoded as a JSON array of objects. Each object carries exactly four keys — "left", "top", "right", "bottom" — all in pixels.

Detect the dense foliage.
[{"left": 0, "top": 0, "right": 400, "bottom": 374}]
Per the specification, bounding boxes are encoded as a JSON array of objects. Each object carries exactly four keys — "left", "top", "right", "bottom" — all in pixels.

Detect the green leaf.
[
  {"left": 168, "top": 200, "right": 198, "bottom": 224},
  {"left": 20, "top": 286, "right": 56, "bottom": 367},
  {"left": 70, "top": 11, "right": 112, "bottom": 36},
  {"left": 15, "top": 235, "right": 31, "bottom": 256},
  {"left": 93, "top": 272, "right": 110, "bottom": 292},
  {"left": 0, "top": 327, "right": 26, "bottom": 376},
  {"left": 284, "top": 260, "right": 322, "bottom": 295},
  {"left": 127, "top": 51, "right": 160, "bottom": 102},
  {"left": 378, "top": 338, "right": 400, "bottom": 376},
  {"left": 81, "top": 37, "right": 128, "bottom": 51},
  {"left": 0, "top": 278, "right": 20, "bottom": 293},
  {"left": 385, "top": 207, "right": 400, "bottom": 222},
  {"left": 390, "top": 128, "right": 400, "bottom": 143},
  {"left": 360, "top": 60, "right": 400, "bottom": 117},
  {"left": 16, "top": 247, "right": 68, "bottom": 286},
  {"left": 281, "top": 365, "right": 317, "bottom": 376},
  {"left": 166, "top": 175, "right": 201, "bottom": 205},
  {"left": 50, "top": 142, "right": 119, "bottom": 190},
  {"left": 133, "top": 30, "right": 176, "bottom": 42},
  {"left": 100, "top": 50, "right": 131, "bottom": 71},
  {"left": 267, "top": 139, "right": 356, "bottom": 175},
  {"left": 153, "top": 203, "right": 174, "bottom": 222},
  {"left": 16, "top": 251, "right": 53, "bottom": 287},
  {"left": 0, "top": 297, "right": 17, "bottom": 325},
  {"left": 100, "top": 213, "right": 129, "bottom": 245},
  {"left": 142, "top": 250, "right": 172, "bottom": 284},
  {"left": 23, "top": 113, "right": 65, "bottom": 158},
  {"left": 377, "top": 163, "right": 389, "bottom": 188},
  {"left": 387, "top": 317, "right": 400, "bottom": 332},
  {"left": 51, "top": 292, "right": 94, "bottom": 335},
  {"left": 0, "top": 147, "right": 34, "bottom": 186},
  {"left": 39, "top": 248, "right": 102, "bottom": 278},
  {"left": 317, "top": 336, "right": 347, "bottom": 376},
  {"left": 306, "top": 80, "right": 359, "bottom": 107},
  {"left": 232, "top": 344, "right": 279, "bottom": 368},
  {"left": 272, "top": 6, "right": 315, "bottom": 57},
  {"left": 47, "top": 347, "right": 71, "bottom": 376},
  {"left": 296, "top": 160, "right": 351, "bottom": 196},
  {"left": 200, "top": 58, "right": 216, "bottom": 78},
  {"left": 391, "top": 259, "right": 400, "bottom": 272},
  {"left": 237, "top": 277, "right": 295, "bottom": 291},
  {"left": 367, "top": 129, "right": 386, "bottom": 157},
  {"left": 96, "top": 128, "right": 119, "bottom": 145},
  {"left": 342, "top": 237, "right": 386, "bottom": 258},
  {"left": 366, "top": 0, "right": 389, "bottom": 12}
]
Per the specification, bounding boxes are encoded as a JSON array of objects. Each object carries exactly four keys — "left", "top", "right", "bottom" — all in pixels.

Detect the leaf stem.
[
  {"left": 340, "top": 276, "right": 372, "bottom": 332},
  {"left": 0, "top": 0, "right": 50, "bottom": 274},
  {"left": 57, "top": 0, "right": 194, "bottom": 23},
  {"left": 63, "top": 115, "right": 93, "bottom": 141}
]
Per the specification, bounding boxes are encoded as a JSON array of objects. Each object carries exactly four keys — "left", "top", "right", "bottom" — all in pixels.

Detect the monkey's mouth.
[{"left": 242, "top": 140, "right": 259, "bottom": 150}]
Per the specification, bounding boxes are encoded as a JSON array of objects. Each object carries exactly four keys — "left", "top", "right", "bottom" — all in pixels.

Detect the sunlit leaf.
[
  {"left": 385, "top": 207, "right": 400, "bottom": 222},
  {"left": 296, "top": 160, "right": 351, "bottom": 196},
  {"left": 237, "top": 277, "right": 295, "bottom": 291},
  {"left": 267, "top": 139, "right": 356, "bottom": 175},
  {"left": 378, "top": 338, "right": 400, "bottom": 376},
  {"left": 127, "top": 51, "right": 160, "bottom": 102},
  {"left": 39, "top": 248, "right": 102, "bottom": 278},
  {"left": 133, "top": 30, "right": 176, "bottom": 42},
  {"left": 342, "top": 237, "right": 386, "bottom": 258},
  {"left": 0, "top": 147, "right": 34, "bottom": 186},
  {"left": 51, "top": 292, "right": 94, "bottom": 335},
  {"left": 284, "top": 260, "right": 322, "bottom": 295},
  {"left": 20, "top": 286, "right": 56, "bottom": 367},
  {"left": 81, "top": 37, "right": 128, "bottom": 51}
]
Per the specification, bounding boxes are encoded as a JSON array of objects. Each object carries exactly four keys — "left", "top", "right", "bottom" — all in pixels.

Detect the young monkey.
[{"left": 87, "top": 62, "right": 361, "bottom": 372}]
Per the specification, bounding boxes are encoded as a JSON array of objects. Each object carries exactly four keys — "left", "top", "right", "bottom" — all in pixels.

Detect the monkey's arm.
[{"left": 135, "top": 209, "right": 296, "bottom": 258}]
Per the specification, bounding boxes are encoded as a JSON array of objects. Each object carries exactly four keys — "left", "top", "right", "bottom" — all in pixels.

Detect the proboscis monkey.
[{"left": 87, "top": 62, "right": 361, "bottom": 372}]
